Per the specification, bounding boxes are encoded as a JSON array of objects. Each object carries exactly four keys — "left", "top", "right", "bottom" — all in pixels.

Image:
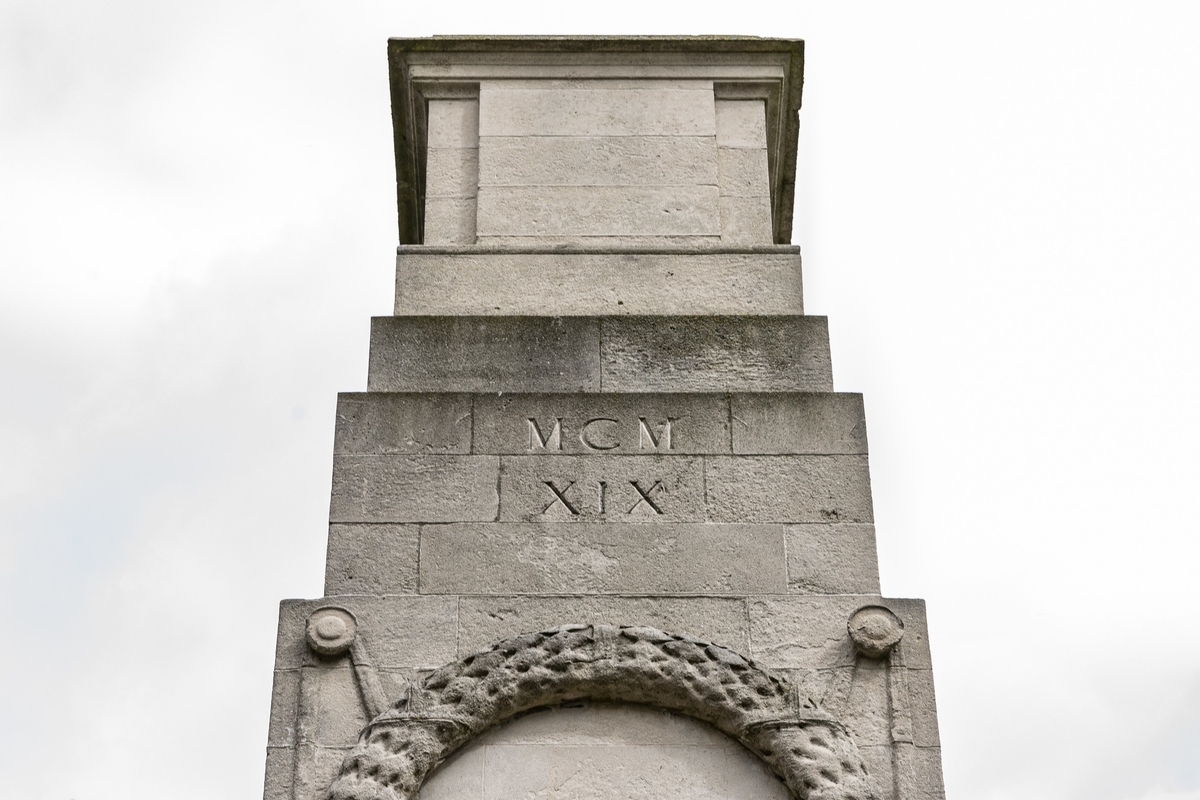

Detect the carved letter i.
[{"left": 598, "top": 481, "right": 607, "bottom": 514}]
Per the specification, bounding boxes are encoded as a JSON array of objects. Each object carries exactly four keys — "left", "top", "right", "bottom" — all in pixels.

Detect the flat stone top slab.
[{"left": 387, "top": 36, "right": 803, "bottom": 246}]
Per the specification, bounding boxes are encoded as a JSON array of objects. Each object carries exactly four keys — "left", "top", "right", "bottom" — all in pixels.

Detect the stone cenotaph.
[{"left": 263, "top": 36, "right": 946, "bottom": 800}]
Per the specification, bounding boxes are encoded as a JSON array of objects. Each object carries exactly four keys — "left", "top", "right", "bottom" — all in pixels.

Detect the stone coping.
[{"left": 387, "top": 36, "right": 803, "bottom": 246}]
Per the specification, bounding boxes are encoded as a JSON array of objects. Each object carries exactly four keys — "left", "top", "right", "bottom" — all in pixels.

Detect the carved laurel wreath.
[{"left": 325, "top": 623, "right": 881, "bottom": 800}]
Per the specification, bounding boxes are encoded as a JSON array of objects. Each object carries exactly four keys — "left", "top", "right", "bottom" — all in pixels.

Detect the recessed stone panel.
[
  {"left": 477, "top": 185, "right": 720, "bottom": 238},
  {"left": 479, "top": 135, "right": 718, "bottom": 187},
  {"left": 479, "top": 81, "right": 716, "bottom": 137},
  {"left": 499, "top": 455, "right": 705, "bottom": 522},
  {"left": 419, "top": 523, "right": 787, "bottom": 594}
]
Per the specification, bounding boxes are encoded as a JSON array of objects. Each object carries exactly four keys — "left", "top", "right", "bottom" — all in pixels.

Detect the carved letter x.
[
  {"left": 542, "top": 481, "right": 579, "bottom": 515},
  {"left": 628, "top": 480, "right": 664, "bottom": 515}
]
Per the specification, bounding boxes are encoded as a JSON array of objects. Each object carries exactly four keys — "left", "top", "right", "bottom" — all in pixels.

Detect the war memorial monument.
[{"left": 262, "top": 36, "right": 947, "bottom": 800}]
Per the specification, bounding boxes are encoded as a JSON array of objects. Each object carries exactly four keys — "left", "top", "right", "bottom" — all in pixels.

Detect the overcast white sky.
[{"left": 2, "top": 2, "right": 1199, "bottom": 799}]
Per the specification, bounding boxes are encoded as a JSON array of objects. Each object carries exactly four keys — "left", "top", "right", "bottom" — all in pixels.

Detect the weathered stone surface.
[
  {"left": 479, "top": 81, "right": 716, "bottom": 137},
  {"left": 293, "top": 744, "right": 355, "bottom": 800},
  {"left": 476, "top": 185, "right": 720, "bottom": 238},
  {"left": 748, "top": 596, "right": 875, "bottom": 669},
  {"left": 731, "top": 392, "right": 867, "bottom": 454},
  {"left": 426, "top": 147, "right": 479, "bottom": 198},
  {"left": 719, "top": 195, "right": 774, "bottom": 244},
  {"left": 368, "top": 316, "right": 601, "bottom": 393},
  {"left": 274, "top": 597, "right": 459, "bottom": 670},
  {"left": 600, "top": 316, "right": 833, "bottom": 392},
  {"left": 262, "top": 746, "right": 294, "bottom": 800},
  {"left": 706, "top": 455, "right": 873, "bottom": 523},
  {"left": 907, "top": 669, "right": 941, "bottom": 748},
  {"left": 473, "top": 392, "right": 730, "bottom": 454},
  {"left": 393, "top": 249, "right": 805, "bottom": 316},
  {"left": 718, "top": 147, "right": 770, "bottom": 196},
  {"left": 266, "top": 668, "right": 300, "bottom": 748},
  {"left": 457, "top": 596, "right": 751, "bottom": 655},
  {"left": 786, "top": 524, "right": 881, "bottom": 593},
  {"left": 715, "top": 98, "right": 767, "bottom": 149},
  {"left": 427, "top": 97, "right": 480, "bottom": 149},
  {"left": 907, "top": 746, "right": 947, "bottom": 800},
  {"left": 419, "top": 523, "right": 787, "bottom": 594},
  {"left": 885, "top": 598, "right": 933, "bottom": 669},
  {"left": 329, "top": 455, "right": 498, "bottom": 523},
  {"left": 856, "top": 745, "right": 897, "bottom": 800},
  {"left": 499, "top": 455, "right": 705, "bottom": 522},
  {"left": 327, "top": 625, "right": 882, "bottom": 800},
  {"left": 423, "top": 198, "right": 477, "bottom": 245},
  {"left": 334, "top": 393, "right": 472, "bottom": 455},
  {"left": 324, "top": 523, "right": 420, "bottom": 595},
  {"left": 300, "top": 664, "right": 374, "bottom": 747},
  {"left": 479, "top": 135, "right": 718, "bottom": 187}
]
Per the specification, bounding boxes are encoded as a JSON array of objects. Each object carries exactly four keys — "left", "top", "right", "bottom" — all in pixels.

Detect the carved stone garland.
[{"left": 325, "top": 623, "right": 882, "bottom": 800}]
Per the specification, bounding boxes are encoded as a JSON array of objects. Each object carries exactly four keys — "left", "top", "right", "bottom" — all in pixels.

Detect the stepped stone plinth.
[{"left": 263, "top": 37, "right": 946, "bottom": 800}]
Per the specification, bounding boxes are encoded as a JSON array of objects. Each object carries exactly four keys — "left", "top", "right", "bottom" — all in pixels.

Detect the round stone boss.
[
  {"left": 306, "top": 606, "right": 358, "bottom": 655},
  {"left": 847, "top": 605, "right": 904, "bottom": 658}
]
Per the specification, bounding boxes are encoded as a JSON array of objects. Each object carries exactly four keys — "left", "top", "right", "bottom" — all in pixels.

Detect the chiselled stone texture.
[
  {"left": 366, "top": 316, "right": 833, "bottom": 393},
  {"left": 326, "top": 624, "right": 882, "bottom": 800}
]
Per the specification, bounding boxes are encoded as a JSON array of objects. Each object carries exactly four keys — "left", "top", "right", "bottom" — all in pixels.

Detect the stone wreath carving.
[{"left": 325, "top": 623, "right": 881, "bottom": 800}]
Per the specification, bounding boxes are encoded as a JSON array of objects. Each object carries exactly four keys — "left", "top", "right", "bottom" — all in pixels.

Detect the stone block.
[
  {"left": 856, "top": 745, "right": 896, "bottom": 800},
  {"left": 368, "top": 316, "right": 602, "bottom": 393},
  {"left": 884, "top": 597, "right": 933, "bottom": 669},
  {"left": 839, "top": 657, "right": 892, "bottom": 747},
  {"left": 427, "top": 98, "right": 479, "bottom": 149},
  {"left": 731, "top": 392, "right": 867, "bottom": 454},
  {"left": 393, "top": 250, "right": 805, "bottom": 317},
  {"left": 262, "top": 746, "right": 294, "bottom": 800},
  {"left": 715, "top": 99, "right": 767, "bottom": 148},
  {"left": 274, "top": 596, "right": 458, "bottom": 670},
  {"left": 298, "top": 663, "right": 372, "bottom": 747},
  {"left": 747, "top": 596, "right": 871, "bottom": 669},
  {"left": 498, "top": 455, "right": 705, "bottom": 522},
  {"left": 333, "top": 393, "right": 471, "bottom": 455},
  {"left": 907, "top": 668, "right": 941, "bottom": 748},
  {"left": 324, "top": 523, "right": 420, "bottom": 595},
  {"left": 706, "top": 455, "right": 874, "bottom": 524},
  {"left": 473, "top": 393, "right": 730, "bottom": 455},
  {"left": 600, "top": 316, "right": 833, "bottom": 392},
  {"left": 266, "top": 669, "right": 300, "bottom": 748},
  {"left": 418, "top": 523, "right": 787, "bottom": 594},
  {"left": 456, "top": 595, "right": 751, "bottom": 655},
  {"left": 423, "top": 197, "right": 476, "bottom": 245},
  {"left": 907, "top": 745, "right": 947, "bottom": 800},
  {"left": 719, "top": 195, "right": 774, "bottom": 244},
  {"left": 426, "top": 147, "right": 479, "bottom": 198},
  {"left": 293, "top": 743, "right": 353, "bottom": 800},
  {"left": 786, "top": 523, "right": 880, "bottom": 594},
  {"left": 329, "top": 454, "right": 498, "bottom": 523},
  {"left": 478, "top": 135, "right": 718, "bottom": 187},
  {"left": 717, "top": 148, "right": 770, "bottom": 196},
  {"left": 476, "top": 185, "right": 720, "bottom": 237},
  {"left": 479, "top": 81, "right": 716, "bottom": 137}
]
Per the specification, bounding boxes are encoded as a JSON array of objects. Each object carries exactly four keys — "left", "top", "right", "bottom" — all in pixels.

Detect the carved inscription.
[
  {"left": 526, "top": 416, "right": 675, "bottom": 452},
  {"left": 541, "top": 479, "right": 666, "bottom": 516}
]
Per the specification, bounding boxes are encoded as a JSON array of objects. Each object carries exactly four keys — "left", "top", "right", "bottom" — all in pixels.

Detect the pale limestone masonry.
[{"left": 264, "top": 37, "right": 946, "bottom": 800}]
